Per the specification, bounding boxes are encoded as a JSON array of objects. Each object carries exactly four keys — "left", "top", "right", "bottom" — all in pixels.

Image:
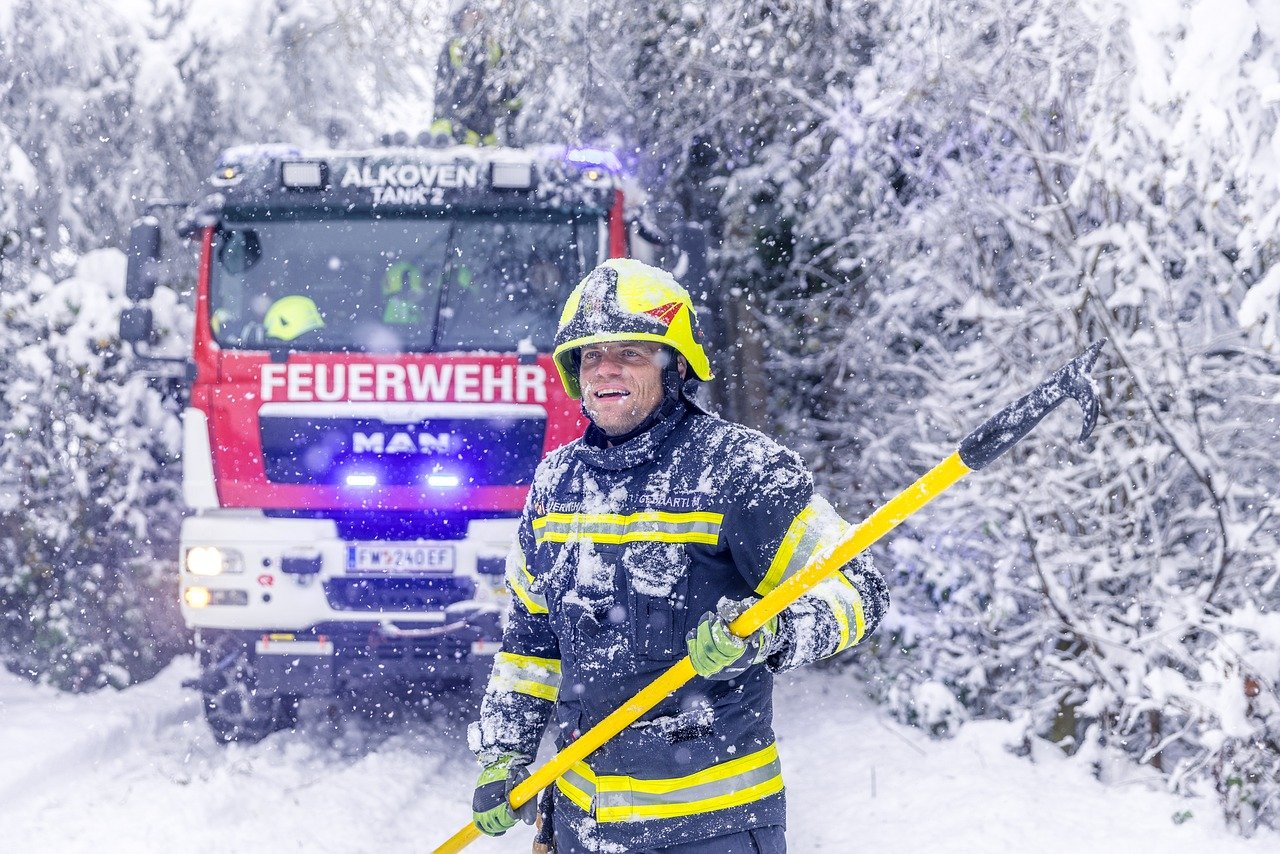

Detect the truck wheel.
[
  {"left": 200, "top": 646, "right": 289, "bottom": 743},
  {"left": 277, "top": 695, "right": 301, "bottom": 731}
]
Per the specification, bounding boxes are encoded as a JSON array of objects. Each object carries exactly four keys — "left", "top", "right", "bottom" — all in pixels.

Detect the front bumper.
[
  {"left": 200, "top": 616, "right": 503, "bottom": 696},
  {"left": 313, "top": 619, "right": 497, "bottom": 689},
  {"left": 178, "top": 512, "right": 513, "bottom": 631},
  {"left": 180, "top": 512, "right": 511, "bottom": 695}
]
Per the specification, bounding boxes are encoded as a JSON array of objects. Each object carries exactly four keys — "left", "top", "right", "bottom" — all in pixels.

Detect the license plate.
[
  {"left": 256, "top": 638, "right": 335, "bottom": 656},
  {"left": 347, "top": 544, "right": 455, "bottom": 574}
]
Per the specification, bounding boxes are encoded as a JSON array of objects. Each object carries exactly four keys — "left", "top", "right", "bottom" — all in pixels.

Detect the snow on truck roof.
[
  {"left": 205, "top": 143, "right": 624, "bottom": 217},
  {"left": 215, "top": 142, "right": 613, "bottom": 169}
]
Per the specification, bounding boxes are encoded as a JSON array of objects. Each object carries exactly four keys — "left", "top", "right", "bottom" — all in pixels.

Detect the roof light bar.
[
  {"left": 490, "top": 161, "right": 534, "bottom": 190},
  {"left": 281, "top": 160, "right": 327, "bottom": 189}
]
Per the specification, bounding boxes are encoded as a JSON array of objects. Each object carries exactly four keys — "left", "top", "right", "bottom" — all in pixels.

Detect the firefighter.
[
  {"left": 382, "top": 260, "right": 426, "bottom": 325},
  {"left": 469, "top": 259, "right": 890, "bottom": 852},
  {"left": 431, "top": 3, "right": 522, "bottom": 146}
]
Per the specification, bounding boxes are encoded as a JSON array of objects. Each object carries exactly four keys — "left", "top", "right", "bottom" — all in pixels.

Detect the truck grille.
[
  {"left": 324, "top": 576, "right": 476, "bottom": 612},
  {"left": 259, "top": 413, "right": 545, "bottom": 487}
]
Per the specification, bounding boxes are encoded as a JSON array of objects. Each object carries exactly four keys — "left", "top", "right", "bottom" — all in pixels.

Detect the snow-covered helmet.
[
  {"left": 552, "top": 259, "right": 712, "bottom": 399},
  {"left": 263, "top": 295, "right": 325, "bottom": 342}
]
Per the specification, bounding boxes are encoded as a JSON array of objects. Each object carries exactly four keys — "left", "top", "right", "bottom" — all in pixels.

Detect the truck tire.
[{"left": 199, "top": 643, "right": 293, "bottom": 744}]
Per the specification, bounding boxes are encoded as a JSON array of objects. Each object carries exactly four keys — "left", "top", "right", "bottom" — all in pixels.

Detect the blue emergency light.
[{"left": 565, "top": 148, "right": 623, "bottom": 174}]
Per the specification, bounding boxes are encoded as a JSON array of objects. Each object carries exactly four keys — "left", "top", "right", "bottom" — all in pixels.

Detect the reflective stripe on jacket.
[{"left": 471, "top": 404, "right": 889, "bottom": 850}]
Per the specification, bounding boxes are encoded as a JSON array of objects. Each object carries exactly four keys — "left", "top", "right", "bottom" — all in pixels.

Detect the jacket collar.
[{"left": 575, "top": 400, "right": 690, "bottom": 471}]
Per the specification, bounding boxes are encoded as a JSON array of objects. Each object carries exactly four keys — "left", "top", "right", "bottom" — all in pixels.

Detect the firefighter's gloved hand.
[
  {"left": 687, "top": 597, "right": 779, "bottom": 680},
  {"left": 472, "top": 754, "right": 537, "bottom": 836}
]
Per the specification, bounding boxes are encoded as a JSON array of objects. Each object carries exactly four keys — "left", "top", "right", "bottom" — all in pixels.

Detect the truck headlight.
[
  {"left": 185, "top": 546, "right": 244, "bottom": 576},
  {"left": 182, "top": 586, "right": 248, "bottom": 608}
]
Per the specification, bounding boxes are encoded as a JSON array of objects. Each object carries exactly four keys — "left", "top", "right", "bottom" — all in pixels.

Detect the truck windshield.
[{"left": 209, "top": 213, "right": 599, "bottom": 352}]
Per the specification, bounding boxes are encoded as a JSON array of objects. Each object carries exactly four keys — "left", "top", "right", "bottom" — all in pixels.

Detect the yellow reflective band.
[
  {"left": 510, "top": 582, "right": 546, "bottom": 615},
  {"left": 838, "top": 571, "right": 867, "bottom": 647},
  {"left": 591, "top": 743, "right": 784, "bottom": 822},
  {"left": 532, "top": 511, "right": 722, "bottom": 546},
  {"left": 495, "top": 651, "right": 561, "bottom": 674},
  {"left": 552, "top": 744, "right": 785, "bottom": 823},
  {"left": 506, "top": 552, "right": 548, "bottom": 615},
  {"left": 598, "top": 773, "right": 785, "bottom": 822},
  {"left": 606, "top": 741, "right": 777, "bottom": 794},
  {"left": 509, "top": 680, "right": 557, "bottom": 701},
  {"left": 758, "top": 497, "right": 855, "bottom": 598},
  {"left": 534, "top": 511, "right": 723, "bottom": 528},
  {"left": 818, "top": 579, "right": 851, "bottom": 652},
  {"left": 555, "top": 762, "right": 596, "bottom": 812},
  {"left": 758, "top": 504, "right": 821, "bottom": 595},
  {"left": 491, "top": 652, "right": 561, "bottom": 702},
  {"left": 814, "top": 572, "right": 867, "bottom": 655}
]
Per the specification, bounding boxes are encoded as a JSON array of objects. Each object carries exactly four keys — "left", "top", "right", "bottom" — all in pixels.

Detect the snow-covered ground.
[{"left": 2, "top": 659, "right": 1274, "bottom": 853}]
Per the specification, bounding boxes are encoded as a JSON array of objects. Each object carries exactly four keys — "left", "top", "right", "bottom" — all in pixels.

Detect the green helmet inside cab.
[{"left": 264, "top": 295, "right": 325, "bottom": 342}]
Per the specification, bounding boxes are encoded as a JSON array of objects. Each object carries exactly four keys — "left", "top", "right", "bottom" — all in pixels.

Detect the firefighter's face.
[{"left": 579, "top": 341, "right": 682, "bottom": 436}]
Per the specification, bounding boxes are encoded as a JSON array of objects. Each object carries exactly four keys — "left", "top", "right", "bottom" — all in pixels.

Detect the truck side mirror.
[
  {"left": 119, "top": 307, "right": 154, "bottom": 344},
  {"left": 676, "top": 223, "right": 708, "bottom": 293},
  {"left": 125, "top": 217, "right": 162, "bottom": 301}
]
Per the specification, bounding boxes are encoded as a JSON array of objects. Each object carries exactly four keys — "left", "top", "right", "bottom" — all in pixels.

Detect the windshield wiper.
[{"left": 264, "top": 342, "right": 368, "bottom": 361}]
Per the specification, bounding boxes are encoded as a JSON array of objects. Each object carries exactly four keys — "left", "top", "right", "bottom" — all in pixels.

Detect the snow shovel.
[{"left": 434, "top": 339, "right": 1106, "bottom": 854}]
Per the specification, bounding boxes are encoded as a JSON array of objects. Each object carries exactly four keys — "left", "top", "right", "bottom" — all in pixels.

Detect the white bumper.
[{"left": 178, "top": 511, "right": 513, "bottom": 631}]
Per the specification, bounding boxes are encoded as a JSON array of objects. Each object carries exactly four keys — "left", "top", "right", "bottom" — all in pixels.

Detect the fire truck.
[{"left": 120, "top": 142, "right": 704, "bottom": 742}]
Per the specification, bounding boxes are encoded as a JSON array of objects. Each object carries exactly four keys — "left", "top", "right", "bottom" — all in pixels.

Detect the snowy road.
[{"left": 3, "top": 659, "right": 1274, "bottom": 853}]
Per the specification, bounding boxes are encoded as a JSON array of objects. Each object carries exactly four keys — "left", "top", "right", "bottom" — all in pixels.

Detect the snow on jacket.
[{"left": 469, "top": 403, "right": 890, "bottom": 851}]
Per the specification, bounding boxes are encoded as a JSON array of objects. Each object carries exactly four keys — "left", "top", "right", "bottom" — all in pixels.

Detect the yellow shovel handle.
[
  {"left": 434, "top": 452, "right": 972, "bottom": 854},
  {"left": 730, "top": 451, "right": 970, "bottom": 637}
]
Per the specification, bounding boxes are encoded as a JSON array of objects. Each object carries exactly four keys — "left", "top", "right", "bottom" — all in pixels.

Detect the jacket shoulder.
[
  {"left": 533, "top": 439, "right": 578, "bottom": 481},
  {"left": 683, "top": 413, "right": 804, "bottom": 465},
  {"left": 680, "top": 413, "right": 812, "bottom": 494}
]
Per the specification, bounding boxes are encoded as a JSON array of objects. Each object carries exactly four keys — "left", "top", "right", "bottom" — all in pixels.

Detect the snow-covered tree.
[
  {"left": 4, "top": 0, "right": 1280, "bottom": 832},
  {"left": 0, "top": 251, "right": 188, "bottom": 690},
  {"left": 0, "top": 0, "right": 444, "bottom": 689},
  {"left": 498, "top": 0, "right": 873, "bottom": 425},
  {"left": 494, "top": 0, "right": 1280, "bottom": 832},
  {"left": 755, "top": 0, "right": 1280, "bottom": 834}
]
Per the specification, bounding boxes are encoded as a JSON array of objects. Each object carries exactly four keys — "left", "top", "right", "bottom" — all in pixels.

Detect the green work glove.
[
  {"left": 472, "top": 753, "right": 537, "bottom": 836},
  {"left": 687, "top": 597, "right": 780, "bottom": 680}
]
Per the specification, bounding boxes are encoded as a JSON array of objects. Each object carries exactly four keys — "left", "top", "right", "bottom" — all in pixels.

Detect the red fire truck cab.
[{"left": 121, "top": 143, "right": 689, "bottom": 742}]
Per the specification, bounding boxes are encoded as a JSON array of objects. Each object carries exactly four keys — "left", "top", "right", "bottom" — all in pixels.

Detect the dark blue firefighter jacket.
[{"left": 470, "top": 403, "right": 889, "bottom": 851}]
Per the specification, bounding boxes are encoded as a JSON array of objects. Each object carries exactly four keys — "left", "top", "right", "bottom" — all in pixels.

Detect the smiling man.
[
  {"left": 468, "top": 259, "right": 890, "bottom": 853},
  {"left": 578, "top": 339, "right": 678, "bottom": 440}
]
